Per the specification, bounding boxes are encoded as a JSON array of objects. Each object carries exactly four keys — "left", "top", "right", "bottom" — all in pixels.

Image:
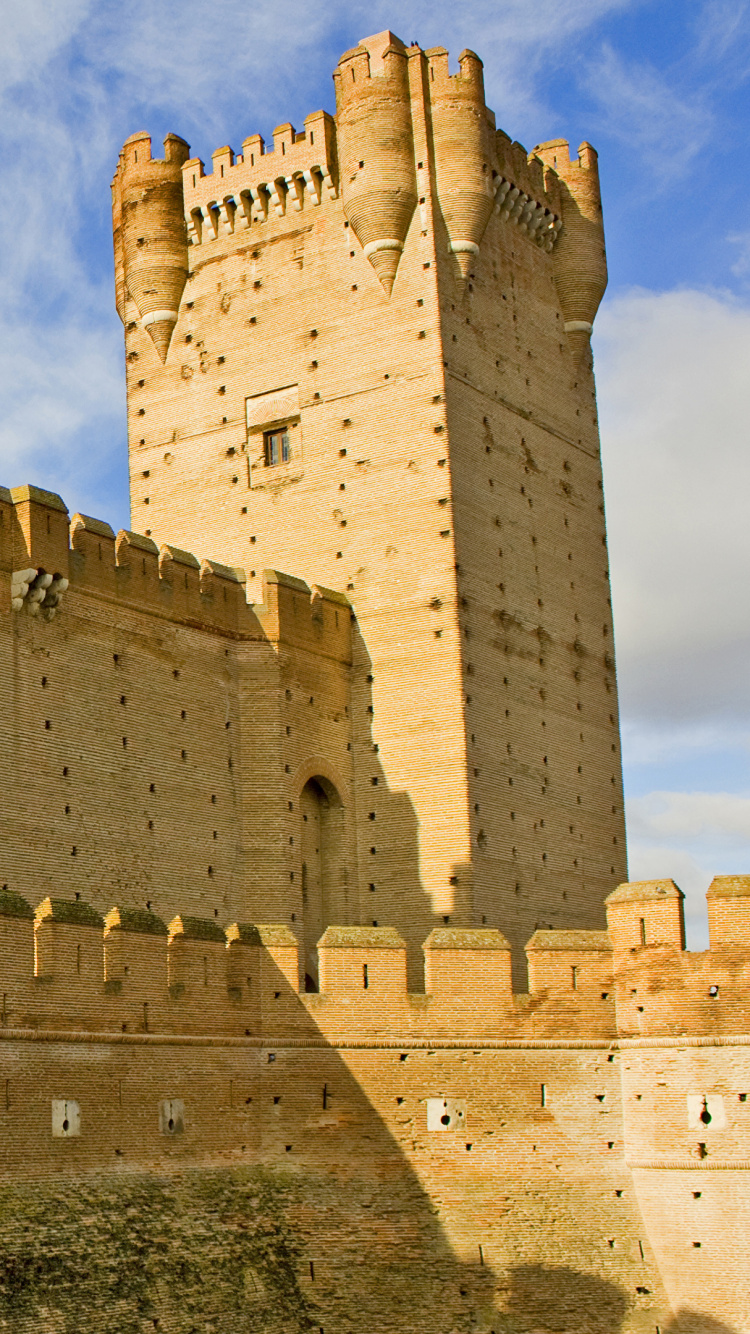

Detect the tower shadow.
[
  {"left": 0, "top": 955, "right": 673, "bottom": 1334},
  {"left": 503, "top": 1265, "right": 628, "bottom": 1333},
  {"left": 666, "top": 1316, "right": 739, "bottom": 1334}
]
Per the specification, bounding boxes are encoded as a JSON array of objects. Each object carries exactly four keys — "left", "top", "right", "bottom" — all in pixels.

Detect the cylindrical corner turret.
[
  {"left": 533, "top": 138, "right": 607, "bottom": 366},
  {"left": 111, "top": 131, "right": 191, "bottom": 362},
  {"left": 427, "top": 46, "right": 496, "bottom": 280},
  {"left": 333, "top": 32, "right": 417, "bottom": 296}
]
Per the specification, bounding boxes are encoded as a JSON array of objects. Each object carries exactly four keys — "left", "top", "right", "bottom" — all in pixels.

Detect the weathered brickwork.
[
  {"left": 0, "top": 27, "right": 743, "bottom": 1334},
  {"left": 0, "top": 486, "right": 353, "bottom": 935}
]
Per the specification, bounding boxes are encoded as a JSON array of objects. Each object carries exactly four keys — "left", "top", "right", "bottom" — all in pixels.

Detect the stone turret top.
[
  {"left": 605, "top": 879, "right": 684, "bottom": 905},
  {"left": 706, "top": 875, "right": 750, "bottom": 899}
]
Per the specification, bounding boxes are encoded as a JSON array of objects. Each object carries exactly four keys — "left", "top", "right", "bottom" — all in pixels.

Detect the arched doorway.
[{"left": 301, "top": 776, "right": 346, "bottom": 989}]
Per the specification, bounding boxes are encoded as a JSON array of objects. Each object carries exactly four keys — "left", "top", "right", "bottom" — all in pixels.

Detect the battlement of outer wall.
[
  {"left": 0, "top": 879, "right": 748, "bottom": 1043},
  {"left": 0, "top": 484, "right": 351, "bottom": 659}
]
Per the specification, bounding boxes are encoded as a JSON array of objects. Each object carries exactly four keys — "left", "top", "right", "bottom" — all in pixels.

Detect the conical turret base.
[
  {"left": 564, "top": 327, "right": 594, "bottom": 375},
  {"left": 450, "top": 242, "right": 480, "bottom": 282},
  {"left": 367, "top": 246, "right": 401, "bottom": 296},
  {"left": 144, "top": 318, "right": 177, "bottom": 363}
]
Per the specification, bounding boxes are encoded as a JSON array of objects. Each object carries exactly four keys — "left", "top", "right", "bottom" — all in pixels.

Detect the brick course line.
[
  {"left": 0, "top": 1027, "right": 615, "bottom": 1050},
  {"left": 628, "top": 1161, "right": 750, "bottom": 1170}
]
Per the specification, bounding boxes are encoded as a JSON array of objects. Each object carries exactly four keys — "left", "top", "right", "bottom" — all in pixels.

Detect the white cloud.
[
  {"left": 0, "top": 314, "right": 127, "bottom": 530},
  {"left": 692, "top": 0, "right": 750, "bottom": 70},
  {"left": 625, "top": 836, "right": 712, "bottom": 948},
  {"left": 0, "top": 0, "right": 91, "bottom": 93},
  {"left": 629, "top": 790, "right": 750, "bottom": 843},
  {"left": 58, "top": 0, "right": 635, "bottom": 146},
  {"left": 595, "top": 286, "right": 750, "bottom": 900},
  {"left": 728, "top": 229, "right": 750, "bottom": 277},
  {"left": 595, "top": 286, "right": 750, "bottom": 733}
]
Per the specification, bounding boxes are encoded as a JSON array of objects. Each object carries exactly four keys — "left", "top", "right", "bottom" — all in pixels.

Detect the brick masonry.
[
  {"left": 111, "top": 29, "right": 626, "bottom": 988},
  {"left": 0, "top": 27, "right": 743, "bottom": 1334}
]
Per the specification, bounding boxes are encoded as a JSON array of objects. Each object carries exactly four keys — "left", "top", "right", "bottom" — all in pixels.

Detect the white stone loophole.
[{"left": 427, "top": 1097, "right": 466, "bottom": 1131}]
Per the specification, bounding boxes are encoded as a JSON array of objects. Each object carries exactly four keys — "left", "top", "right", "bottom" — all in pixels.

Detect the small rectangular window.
[{"left": 264, "top": 426, "right": 291, "bottom": 467}]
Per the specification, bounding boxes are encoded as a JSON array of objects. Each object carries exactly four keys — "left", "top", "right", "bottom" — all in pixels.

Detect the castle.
[{"left": 0, "top": 29, "right": 745, "bottom": 1334}]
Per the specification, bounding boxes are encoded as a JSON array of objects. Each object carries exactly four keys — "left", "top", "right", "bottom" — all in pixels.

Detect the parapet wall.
[
  {"left": 182, "top": 111, "right": 339, "bottom": 246},
  {"left": 0, "top": 879, "right": 747, "bottom": 1043},
  {"left": 0, "top": 479, "right": 357, "bottom": 936},
  {"left": 0, "top": 483, "right": 351, "bottom": 659},
  {"left": 607, "top": 877, "right": 750, "bottom": 1037},
  {"left": 0, "top": 880, "right": 745, "bottom": 1334}
]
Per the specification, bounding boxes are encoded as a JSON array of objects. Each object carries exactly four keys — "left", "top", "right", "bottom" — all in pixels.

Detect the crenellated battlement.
[
  {"left": 424, "top": 46, "right": 487, "bottom": 101},
  {"left": 0, "top": 881, "right": 746, "bottom": 1043},
  {"left": 333, "top": 32, "right": 412, "bottom": 102},
  {"left": 182, "top": 110, "right": 338, "bottom": 246},
  {"left": 174, "top": 32, "right": 568, "bottom": 288},
  {"left": 112, "top": 29, "right": 600, "bottom": 326},
  {"left": 532, "top": 136, "right": 607, "bottom": 347},
  {"left": 0, "top": 483, "right": 351, "bottom": 659},
  {"left": 606, "top": 877, "right": 750, "bottom": 1037}
]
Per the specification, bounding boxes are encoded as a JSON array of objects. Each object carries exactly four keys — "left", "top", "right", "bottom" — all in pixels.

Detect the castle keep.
[
  {"left": 0, "top": 29, "right": 745, "bottom": 1334},
  {"left": 111, "top": 29, "right": 625, "bottom": 984}
]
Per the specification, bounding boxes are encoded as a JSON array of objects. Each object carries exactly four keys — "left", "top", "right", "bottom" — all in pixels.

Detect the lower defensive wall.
[{"left": 0, "top": 877, "right": 746, "bottom": 1332}]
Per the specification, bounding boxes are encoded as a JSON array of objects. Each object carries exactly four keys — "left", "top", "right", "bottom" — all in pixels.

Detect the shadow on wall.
[
  {"left": 667, "top": 1316, "right": 739, "bottom": 1334},
  {"left": 0, "top": 619, "right": 734, "bottom": 1329},
  {"left": 503, "top": 1265, "right": 628, "bottom": 1332},
  {"left": 503, "top": 1268, "right": 739, "bottom": 1334},
  {"left": 0, "top": 980, "right": 502, "bottom": 1332},
  {"left": 0, "top": 951, "right": 736, "bottom": 1332},
  {"left": 344, "top": 624, "right": 475, "bottom": 991},
  {"left": 334, "top": 625, "right": 574, "bottom": 992}
]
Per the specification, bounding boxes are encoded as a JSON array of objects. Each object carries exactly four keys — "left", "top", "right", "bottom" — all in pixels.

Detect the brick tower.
[{"left": 112, "top": 31, "right": 626, "bottom": 982}]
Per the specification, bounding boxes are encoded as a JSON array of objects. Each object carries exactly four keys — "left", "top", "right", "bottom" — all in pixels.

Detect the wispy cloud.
[
  {"left": 624, "top": 836, "right": 713, "bottom": 947},
  {"left": 728, "top": 228, "right": 750, "bottom": 277},
  {"left": 0, "top": 0, "right": 91, "bottom": 93},
  {"left": 691, "top": 0, "right": 750, "bottom": 71},
  {"left": 0, "top": 314, "right": 127, "bottom": 529},
  {"left": 629, "top": 790, "right": 750, "bottom": 842},
  {"left": 581, "top": 41, "right": 713, "bottom": 176}
]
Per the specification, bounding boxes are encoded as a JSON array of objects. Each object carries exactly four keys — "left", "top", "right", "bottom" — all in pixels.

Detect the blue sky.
[{"left": 3, "top": 0, "right": 750, "bottom": 944}]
